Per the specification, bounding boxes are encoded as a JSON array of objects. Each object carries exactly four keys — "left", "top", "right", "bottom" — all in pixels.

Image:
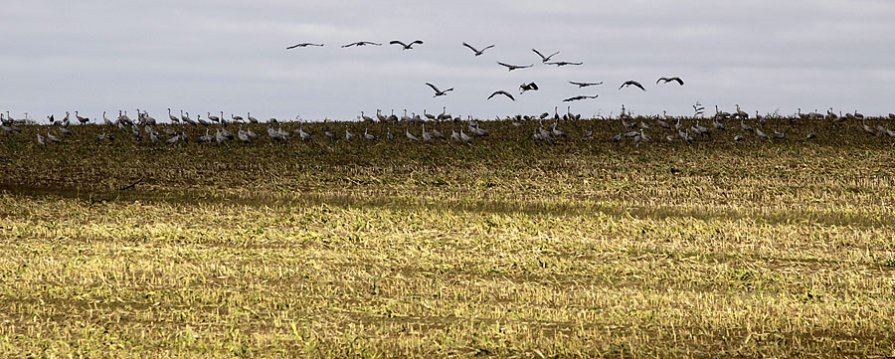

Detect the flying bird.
[
  {"left": 546, "top": 61, "right": 583, "bottom": 67},
  {"left": 619, "top": 80, "right": 646, "bottom": 91},
  {"left": 462, "top": 42, "right": 495, "bottom": 56},
  {"left": 519, "top": 82, "right": 539, "bottom": 94},
  {"left": 389, "top": 40, "right": 423, "bottom": 50},
  {"left": 532, "top": 48, "right": 560, "bottom": 63},
  {"left": 487, "top": 90, "right": 515, "bottom": 101},
  {"left": 657, "top": 77, "right": 684, "bottom": 85},
  {"left": 342, "top": 41, "right": 382, "bottom": 48},
  {"left": 425, "top": 83, "right": 454, "bottom": 97},
  {"left": 569, "top": 81, "right": 603, "bottom": 88},
  {"left": 562, "top": 94, "right": 599, "bottom": 102},
  {"left": 497, "top": 62, "right": 533, "bottom": 71},
  {"left": 286, "top": 43, "right": 324, "bottom": 49}
]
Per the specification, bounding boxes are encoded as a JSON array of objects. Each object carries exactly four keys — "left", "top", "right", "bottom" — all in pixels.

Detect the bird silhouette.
[
  {"left": 462, "top": 42, "right": 495, "bottom": 56},
  {"left": 341, "top": 41, "right": 382, "bottom": 48},
  {"left": 562, "top": 94, "right": 599, "bottom": 102},
  {"left": 389, "top": 40, "right": 423, "bottom": 50},
  {"left": 657, "top": 77, "right": 684, "bottom": 85},
  {"left": 497, "top": 62, "right": 533, "bottom": 71},
  {"left": 532, "top": 48, "right": 560, "bottom": 63},
  {"left": 487, "top": 90, "right": 515, "bottom": 101},
  {"left": 286, "top": 43, "right": 324, "bottom": 49},
  {"left": 519, "top": 82, "right": 539, "bottom": 94},
  {"left": 546, "top": 61, "right": 583, "bottom": 67},
  {"left": 569, "top": 81, "right": 603, "bottom": 88},
  {"left": 425, "top": 83, "right": 454, "bottom": 97},
  {"left": 619, "top": 80, "right": 646, "bottom": 91}
]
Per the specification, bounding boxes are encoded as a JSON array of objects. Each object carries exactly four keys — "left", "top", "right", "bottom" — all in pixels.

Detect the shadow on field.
[{"left": 1, "top": 183, "right": 893, "bottom": 230}]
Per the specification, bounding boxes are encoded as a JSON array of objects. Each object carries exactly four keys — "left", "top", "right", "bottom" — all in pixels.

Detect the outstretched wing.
[
  {"left": 544, "top": 51, "right": 560, "bottom": 61},
  {"left": 286, "top": 44, "right": 300, "bottom": 49},
  {"left": 341, "top": 42, "right": 357, "bottom": 48},
  {"left": 389, "top": 40, "right": 408, "bottom": 47},
  {"left": 632, "top": 81, "right": 646, "bottom": 91},
  {"left": 497, "top": 62, "right": 512, "bottom": 69},
  {"left": 532, "top": 48, "right": 547, "bottom": 61},
  {"left": 462, "top": 42, "right": 479, "bottom": 53},
  {"left": 530, "top": 83, "right": 539, "bottom": 90},
  {"left": 410, "top": 40, "right": 424, "bottom": 46},
  {"left": 672, "top": 77, "right": 684, "bottom": 85},
  {"left": 425, "top": 82, "right": 441, "bottom": 93},
  {"left": 488, "top": 91, "right": 515, "bottom": 101},
  {"left": 657, "top": 77, "right": 669, "bottom": 84}
]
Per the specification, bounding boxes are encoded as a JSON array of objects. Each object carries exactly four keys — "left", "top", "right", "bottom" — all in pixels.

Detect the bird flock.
[
  {"left": 4, "top": 105, "right": 895, "bottom": 149},
  {"left": 3, "top": 39, "right": 894, "bottom": 149},
  {"left": 285, "top": 39, "right": 684, "bottom": 104}
]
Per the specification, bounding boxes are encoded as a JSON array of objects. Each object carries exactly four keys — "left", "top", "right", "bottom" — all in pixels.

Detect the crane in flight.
[
  {"left": 425, "top": 83, "right": 454, "bottom": 97},
  {"left": 462, "top": 42, "right": 495, "bottom": 56},
  {"left": 569, "top": 81, "right": 603, "bottom": 88},
  {"left": 657, "top": 77, "right": 684, "bottom": 85},
  {"left": 532, "top": 48, "right": 560, "bottom": 63},
  {"left": 497, "top": 62, "right": 533, "bottom": 71},
  {"left": 286, "top": 43, "right": 324, "bottom": 49},
  {"left": 619, "top": 80, "right": 646, "bottom": 91},
  {"left": 342, "top": 41, "right": 382, "bottom": 48},
  {"left": 487, "top": 90, "right": 515, "bottom": 101},
  {"left": 563, "top": 94, "right": 599, "bottom": 102},
  {"left": 546, "top": 61, "right": 583, "bottom": 67},
  {"left": 519, "top": 82, "right": 539, "bottom": 94},
  {"left": 389, "top": 40, "right": 423, "bottom": 50}
]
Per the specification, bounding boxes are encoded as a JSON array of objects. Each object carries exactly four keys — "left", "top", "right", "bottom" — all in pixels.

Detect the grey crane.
[
  {"left": 75, "top": 111, "right": 90, "bottom": 124},
  {"left": 619, "top": 80, "right": 646, "bottom": 91},
  {"left": 360, "top": 111, "right": 374, "bottom": 122},
  {"left": 497, "top": 62, "right": 533, "bottom": 71},
  {"left": 389, "top": 40, "right": 423, "bottom": 50},
  {"left": 656, "top": 77, "right": 684, "bottom": 85},
  {"left": 103, "top": 111, "right": 114, "bottom": 126},
  {"left": 519, "top": 82, "right": 539, "bottom": 94},
  {"left": 563, "top": 94, "right": 598, "bottom": 102},
  {"left": 462, "top": 42, "right": 495, "bottom": 56},
  {"left": 568, "top": 81, "right": 603, "bottom": 88},
  {"left": 532, "top": 48, "right": 560, "bottom": 63},
  {"left": 286, "top": 43, "right": 324, "bottom": 49},
  {"left": 488, "top": 90, "right": 515, "bottom": 101},
  {"left": 425, "top": 82, "right": 454, "bottom": 97},
  {"left": 168, "top": 108, "right": 180, "bottom": 124},
  {"left": 405, "top": 128, "right": 419, "bottom": 142},
  {"left": 546, "top": 61, "right": 583, "bottom": 67},
  {"left": 342, "top": 41, "right": 382, "bottom": 48}
]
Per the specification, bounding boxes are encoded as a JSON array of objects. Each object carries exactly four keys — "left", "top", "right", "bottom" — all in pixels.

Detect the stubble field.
[{"left": 0, "top": 117, "right": 894, "bottom": 357}]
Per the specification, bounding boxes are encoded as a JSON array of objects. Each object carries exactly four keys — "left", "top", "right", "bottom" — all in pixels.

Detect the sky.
[{"left": 1, "top": 0, "right": 894, "bottom": 122}]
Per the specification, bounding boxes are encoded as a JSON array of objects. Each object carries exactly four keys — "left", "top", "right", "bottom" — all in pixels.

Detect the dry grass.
[{"left": 0, "top": 118, "right": 894, "bottom": 357}]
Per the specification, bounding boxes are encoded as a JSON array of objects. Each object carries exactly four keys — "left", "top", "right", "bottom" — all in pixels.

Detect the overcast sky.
[{"left": 1, "top": 0, "right": 894, "bottom": 122}]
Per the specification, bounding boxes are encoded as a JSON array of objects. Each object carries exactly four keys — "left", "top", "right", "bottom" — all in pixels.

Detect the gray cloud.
[{"left": 1, "top": 0, "right": 893, "bottom": 122}]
